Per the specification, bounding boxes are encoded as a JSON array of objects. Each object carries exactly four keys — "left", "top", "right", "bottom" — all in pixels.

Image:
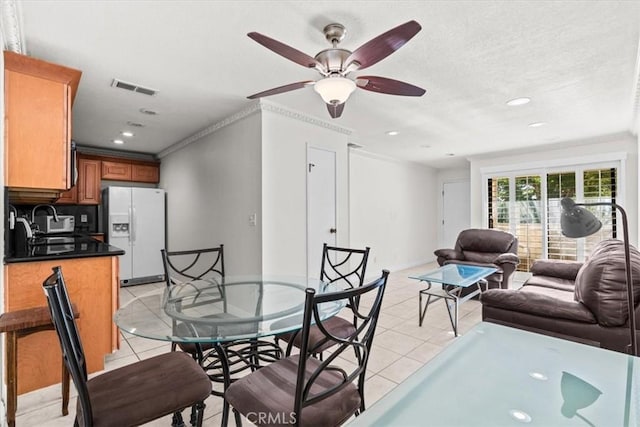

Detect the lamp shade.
[
  {"left": 560, "top": 198, "right": 603, "bottom": 238},
  {"left": 314, "top": 76, "right": 356, "bottom": 104}
]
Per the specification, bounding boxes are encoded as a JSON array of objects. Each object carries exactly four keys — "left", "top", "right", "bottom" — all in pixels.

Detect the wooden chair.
[
  {"left": 278, "top": 244, "right": 370, "bottom": 356},
  {"left": 226, "top": 270, "right": 389, "bottom": 425},
  {"left": 0, "top": 305, "right": 78, "bottom": 427},
  {"left": 42, "top": 266, "right": 211, "bottom": 427}
]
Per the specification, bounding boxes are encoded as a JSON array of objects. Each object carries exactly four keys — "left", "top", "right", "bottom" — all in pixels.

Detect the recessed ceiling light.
[
  {"left": 445, "top": 153, "right": 455, "bottom": 156},
  {"left": 139, "top": 108, "right": 158, "bottom": 115},
  {"left": 126, "top": 121, "right": 145, "bottom": 127},
  {"left": 121, "top": 131, "right": 134, "bottom": 137},
  {"left": 386, "top": 130, "right": 399, "bottom": 136},
  {"left": 528, "top": 122, "right": 546, "bottom": 128},
  {"left": 113, "top": 139, "right": 124, "bottom": 145},
  {"left": 506, "top": 97, "right": 531, "bottom": 106},
  {"left": 420, "top": 144, "right": 431, "bottom": 148}
]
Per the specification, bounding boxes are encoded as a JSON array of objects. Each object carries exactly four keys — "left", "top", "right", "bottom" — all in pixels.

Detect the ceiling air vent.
[{"left": 111, "top": 79, "right": 158, "bottom": 96}]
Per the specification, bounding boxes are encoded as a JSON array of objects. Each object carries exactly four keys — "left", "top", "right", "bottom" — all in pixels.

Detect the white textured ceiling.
[{"left": 13, "top": 0, "right": 640, "bottom": 168}]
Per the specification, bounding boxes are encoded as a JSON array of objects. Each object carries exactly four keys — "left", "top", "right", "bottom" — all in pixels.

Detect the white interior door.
[
  {"left": 307, "top": 146, "right": 337, "bottom": 278},
  {"left": 442, "top": 181, "right": 470, "bottom": 247}
]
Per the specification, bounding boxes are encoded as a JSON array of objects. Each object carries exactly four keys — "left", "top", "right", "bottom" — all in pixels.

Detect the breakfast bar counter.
[
  {"left": 3, "top": 238, "right": 123, "bottom": 394},
  {"left": 5, "top": 235, "right": 124, "bottom": 263}
]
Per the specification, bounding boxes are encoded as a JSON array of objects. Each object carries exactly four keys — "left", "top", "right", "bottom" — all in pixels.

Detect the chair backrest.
[
  {"left": 161, "top": 245, "right": 224, "bottom": 287},
  {"left": 42, "top": 266, "right": 93, "bottom": 426},
  {"left": 294, "top": 270, "right": 389, "bottom": 419},
  {"left": 455, "top": 228, "right": 517, "bottom": 256},
  {"left": 320, "top": 244, "right": 370, "bottom": 290}
]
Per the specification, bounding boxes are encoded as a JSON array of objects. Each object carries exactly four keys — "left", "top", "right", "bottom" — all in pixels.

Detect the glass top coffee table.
[{"left": 410, "top": 264, "right": 497, "bottom": 336}]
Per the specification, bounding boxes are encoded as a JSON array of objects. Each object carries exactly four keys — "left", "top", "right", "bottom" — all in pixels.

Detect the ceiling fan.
[{"left": 246, "top": 20, "right": 426, "bottom": 119}]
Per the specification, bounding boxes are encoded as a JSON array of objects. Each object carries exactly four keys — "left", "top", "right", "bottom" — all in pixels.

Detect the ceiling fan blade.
[
  {"left": 247, "top": 81, "right": 314, "bottom": 99},
  {"left": 326, "top": 102, "right": 345, "bottom": 119},
  {"left": 356, "top": 76, "right": 425, "bottom": 96},
  {"left": 248, "top": 32, "right": 321, "bottom": 69},
  {"left": 346, "top": 20, "right": 422, "bottom": 71}
]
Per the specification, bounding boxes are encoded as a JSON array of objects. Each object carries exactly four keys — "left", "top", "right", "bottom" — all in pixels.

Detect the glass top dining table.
[
  {"left": 347, "top": 322, "right": 639, "bottom": 426},
  {"left": 114, "top": 275, "right": 344, "bottom": 344}
]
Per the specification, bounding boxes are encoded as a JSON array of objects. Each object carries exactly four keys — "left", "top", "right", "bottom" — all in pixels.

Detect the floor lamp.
[{"left": 560, "top": 197, "right": 638, "bottom": 356}]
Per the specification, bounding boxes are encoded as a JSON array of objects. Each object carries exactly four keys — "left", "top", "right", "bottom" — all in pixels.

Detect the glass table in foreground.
[
  {"left": 410, "top": 263, "right": 497, "bottom": 335},
  {"left": 348, "top": 322, "right": 639, "bottom": 426}
]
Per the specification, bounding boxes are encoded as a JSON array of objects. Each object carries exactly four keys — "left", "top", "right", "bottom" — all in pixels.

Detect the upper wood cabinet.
[
  {"left": 132, "top": 163, "right": 160, "bottom": 183},
  {"left": 77, "top": 158, "right": 101, "bottom": 204},
  {"left": 56, "top": 184, "right": 78, "bottom": 204},
  {"left": 102, "top": 158, "right": 160, "bottom": 184},
  {"left": 4, "top": 51, "right": 81, "bottom": 192},
  {"left": 56, "top": 157, "right": 101, "bottom": 205},
  {"left": 101, "top": 160, "right": 132, "bottom": 181}
]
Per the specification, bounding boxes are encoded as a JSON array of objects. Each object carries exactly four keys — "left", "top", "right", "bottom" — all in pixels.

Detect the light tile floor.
[{"left": 15, "top": 263, "right": 526, "bottom": 426}]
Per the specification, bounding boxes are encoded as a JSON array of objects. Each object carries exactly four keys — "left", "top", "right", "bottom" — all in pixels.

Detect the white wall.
[
  {"left": 160, "top": 112, "right": 263, "bottom": 275},
  {"left": 261, "top": 108, "right": 350, "bottom": 277},
  {"left": 469, "top": 133, "right": 639, "bottom": 246},
  {"left": 349, "top": 150, "right": 438, "bottom": 276}
]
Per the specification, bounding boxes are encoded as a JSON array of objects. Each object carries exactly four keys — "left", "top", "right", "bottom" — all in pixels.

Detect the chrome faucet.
[{"left": 31, "top": 204, "right": 59, "bottom": 223}]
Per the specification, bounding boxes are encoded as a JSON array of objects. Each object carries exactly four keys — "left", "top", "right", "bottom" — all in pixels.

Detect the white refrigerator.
[{"left": 104, "top": 186, "right": 165, "bottom": 286}]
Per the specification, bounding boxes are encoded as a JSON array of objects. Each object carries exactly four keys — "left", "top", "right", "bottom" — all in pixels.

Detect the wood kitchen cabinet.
[
  {"left": 4, "top": 51, "right": 81, "bottom": 194},
  {"left": 102, "top": 157, "right": 160, "bottom": 184},
  {"left": 132, "top": 162, "right": 160, "bottom": 183},
  {"left": 4, "top": 256, "right": 119, "bottom": 394},
  {"left": 56, "top": 157, "right": 101, "bottom": 205},
  {"left": 101, "top": 160, "right": 132, "bottom": 181},
  {"left": 77, "top": 158, "right": 101, "bottom": 204}
]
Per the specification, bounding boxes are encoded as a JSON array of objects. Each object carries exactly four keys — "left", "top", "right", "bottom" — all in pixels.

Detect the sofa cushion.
[
  {"left": 462, "top": 251, "right": 503, "bottom": 264},
  {"left": 574, "top": 239, "right": 640, "bottom": 326},
  {"left": 524, "top": 275, "right": 575, "bottom": 292},
  {"left": 481, "top": 286, "right": 596, "bottom": 323},
  {"left": 530, "top": 260, "right": 583, "bottom": 281}
]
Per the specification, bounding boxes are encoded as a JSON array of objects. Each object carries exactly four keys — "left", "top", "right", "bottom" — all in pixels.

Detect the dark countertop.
[{"left": 5, "top": 235, "right": 125, "bottom": 264}]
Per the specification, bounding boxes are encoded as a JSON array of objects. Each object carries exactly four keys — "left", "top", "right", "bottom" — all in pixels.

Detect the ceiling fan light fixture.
[{"left": 314, "top": 76, "right": 356, "bottom": 104}]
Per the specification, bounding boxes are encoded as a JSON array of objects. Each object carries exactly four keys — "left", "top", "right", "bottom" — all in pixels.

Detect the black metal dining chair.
[
  {"left": 226, "top": 270, "right": 389, "bottom": 425},
  {"left": 278, "top": 244, "right": 370, "bottom": 357},
  {"left": 161, "top": 246, "right": 226, "bottom": 364},
  {"left": 42, "top": 266, "right": 211, "bottom": 427},
  {"left": 162, "top": 246, "right": 281, "bottom": 426}
]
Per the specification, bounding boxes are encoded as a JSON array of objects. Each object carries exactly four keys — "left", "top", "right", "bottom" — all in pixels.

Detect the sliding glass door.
[{"left": 487, "top": 166, "right": 618, "bottom": 272}]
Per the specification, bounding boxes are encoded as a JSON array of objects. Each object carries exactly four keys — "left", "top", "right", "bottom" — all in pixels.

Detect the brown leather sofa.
[
  {"left": 434, "top": 228, "right": 519, "bottom": 296},
  {"left": 481, "top": 239, "right": 640, "bottom": 353}
]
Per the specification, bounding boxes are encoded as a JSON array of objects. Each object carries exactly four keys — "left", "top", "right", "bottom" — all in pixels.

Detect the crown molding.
[
  {"left": 258, "top": 99, "right": 352, "bottom": 136},
  {"left": 158, "top": 99, "right": 352, "bottom": 158},
  {"left": 158, "top": 102, "right": 262, "bottom": 158},
  {"left": 1, "top": 0, "right": 25, "bottom": 53}
]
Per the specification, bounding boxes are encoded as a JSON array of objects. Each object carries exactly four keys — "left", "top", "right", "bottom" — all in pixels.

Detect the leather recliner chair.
[
  {"left": 434, "top": 228, "right": 520, "bottom": 295},
  {"left": 481, "top": 239, "right": 640, "bottom": 353}
]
